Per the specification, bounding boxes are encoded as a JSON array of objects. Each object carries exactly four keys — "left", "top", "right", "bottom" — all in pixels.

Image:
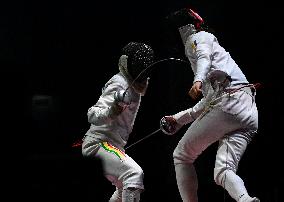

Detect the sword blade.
[{"left": 125, "top": 128, "right": 161, "bottom": 150}]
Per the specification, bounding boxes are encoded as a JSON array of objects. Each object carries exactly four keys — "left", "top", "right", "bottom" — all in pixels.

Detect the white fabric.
[
  {"left": 82, "top": 137, "right": 144, "bottom": 191},
  {"left": 172, "top": 29, "right": 259, "bottom": 201},
  {"left": 86, "top": 72, "right": 142, "bottom": 149},
  {"left": 122, "top": 188, "right": 141, "bottom": 202},
  {"left": 182, "top": 31, "right": 248, "bottom": 87}
]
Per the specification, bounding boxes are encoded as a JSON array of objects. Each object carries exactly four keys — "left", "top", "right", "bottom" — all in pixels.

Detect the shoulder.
[
  {"left": 187, "top": 32, "right": 216, "bottom": 51},
  {"left": 104, "top": 73, "right": 128, "bottom": 91},
  {"left": 191, "top": 31, "right": 215, "bottom": 43},
  {"left": 111, "top": 73, "right": 128, "bottom": 85}
]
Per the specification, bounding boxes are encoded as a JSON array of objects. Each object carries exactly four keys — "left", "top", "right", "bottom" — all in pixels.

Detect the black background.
[{"left": 1, "top": 0, "right": 282, "bottom": 201}]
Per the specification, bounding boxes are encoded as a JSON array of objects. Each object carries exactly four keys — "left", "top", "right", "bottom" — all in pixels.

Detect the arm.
[
  {"left": 188, "top": 33, "right": 213, "bottom": 99},
  {"left": 173, "top": 97, "right": 206, "bottom": 125},
  {"left": 160, "top": 98, "right": 206, "bottom": 135},
  {"left": 87, "top": 79, "right": 125, "bottom": 125},
  {"left": 193, "top": 45, "right": 212, "bottom": 83},
  {"left": 193, "top": 35, "right": 213, "bottom": 83}
]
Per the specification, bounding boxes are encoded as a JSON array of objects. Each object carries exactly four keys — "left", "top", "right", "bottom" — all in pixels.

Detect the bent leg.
[
  {"left": 173, "top": 108, "right": 242, "bottom": 202},
  {"left": 82, "top": 139, "right": 144, "bottom": 202},
  {"left": 214, "top": 131, "right": 258, "bottom": 202}
]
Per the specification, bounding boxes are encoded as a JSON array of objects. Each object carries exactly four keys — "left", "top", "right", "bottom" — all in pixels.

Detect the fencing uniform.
[
  {"left": 82, "top": 42, "right": 154, "bottom": 202},
  {"left": 161, "top": 8, "right": 259, "bottom": 202}
]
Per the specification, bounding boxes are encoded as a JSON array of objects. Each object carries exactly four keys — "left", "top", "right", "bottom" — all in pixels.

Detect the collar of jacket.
[{"left": 178, "top": 24, "right": 196, "bottom": 45}]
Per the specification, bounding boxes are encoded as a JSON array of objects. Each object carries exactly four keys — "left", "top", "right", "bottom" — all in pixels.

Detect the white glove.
[
  {"left": 160, "top": 116, "right": 182, "bottom": 135},
  {"left": 114, "top": 89, "right": 132, "bottom": 107}
]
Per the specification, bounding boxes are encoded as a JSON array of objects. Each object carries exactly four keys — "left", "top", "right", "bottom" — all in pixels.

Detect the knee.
[
  {"left": 214, "top": 167, "right": 226, "bottom": 186},
  {"left": 122, "top": 166, "right": 144, "bottom": 189},
  {"left": 173, "top": 144, "right": 196, "bottom": 164},
  {"left": 131, "top": 167, "right": 144, "bottom": 180}
]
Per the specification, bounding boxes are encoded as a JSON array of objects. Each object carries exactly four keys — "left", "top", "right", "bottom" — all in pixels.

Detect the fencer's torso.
[
  {"left": 184, "top": 31, "right": 248, "bottom": 96},
  {"left": 172, "top": 29, "right": 256, "bottom": 125},
  {"left": 86, "top": 72, "right": 141, "bottom": 149}
]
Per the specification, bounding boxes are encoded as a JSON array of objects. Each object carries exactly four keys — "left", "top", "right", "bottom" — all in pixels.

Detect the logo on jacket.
[{"left": 191, "top": 40, "right": 197, "bottom": 52}]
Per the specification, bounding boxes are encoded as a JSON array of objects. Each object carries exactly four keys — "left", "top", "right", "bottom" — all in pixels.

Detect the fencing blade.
[{"left": 125, "top": 128, "right": 161, "bottom": 150}]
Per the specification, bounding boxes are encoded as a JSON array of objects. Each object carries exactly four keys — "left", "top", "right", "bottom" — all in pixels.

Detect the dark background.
[{"left": 1, "top": 0, "right": 282, "bottom": 201}]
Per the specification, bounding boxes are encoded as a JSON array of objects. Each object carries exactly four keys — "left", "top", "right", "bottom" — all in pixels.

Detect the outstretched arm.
[{"left": 160, "top": 97, "right": 206, "bottom": 135}]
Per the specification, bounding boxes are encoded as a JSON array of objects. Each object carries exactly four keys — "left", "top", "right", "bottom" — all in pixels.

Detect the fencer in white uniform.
[
  {"left": 82, "top": 42, "right": 155, "bottom": 202},
  {"left": 160, "top": 8, "right": 260, "bottom": 202}
]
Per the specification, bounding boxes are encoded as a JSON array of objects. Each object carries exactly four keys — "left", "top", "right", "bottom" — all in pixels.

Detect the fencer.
[
  {"left": 160, "top": 7, "right": 260, "bottom": 202},
  {"left": 82, "top": 42, "right": 155, "bottom": 202}
]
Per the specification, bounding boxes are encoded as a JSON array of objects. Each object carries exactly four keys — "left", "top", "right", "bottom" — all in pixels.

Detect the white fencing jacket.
[
  {"left": 174, "top": 26, "right": 250, "bottom": 125},
  {"left": 85, "top": 72, "right": 143, "bottom": 150}
]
